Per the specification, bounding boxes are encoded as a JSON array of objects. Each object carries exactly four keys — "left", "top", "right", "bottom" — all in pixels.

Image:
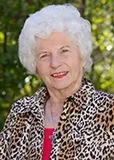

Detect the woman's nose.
[{"left": 50, "top": 55, "right": 61, "bottom": 68}]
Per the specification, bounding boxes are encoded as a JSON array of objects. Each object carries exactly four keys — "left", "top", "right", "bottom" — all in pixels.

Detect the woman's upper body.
[
  {"left": 0, "top": 78, "right": 114, "bottom": 159},
  {"left": 0, "top": 3, "right": 114, "bottom": 160}
]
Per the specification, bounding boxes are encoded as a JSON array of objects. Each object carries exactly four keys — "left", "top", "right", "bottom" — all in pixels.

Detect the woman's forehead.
[{"left": 35, "top": 32, "right": 74, "bottom": 49}]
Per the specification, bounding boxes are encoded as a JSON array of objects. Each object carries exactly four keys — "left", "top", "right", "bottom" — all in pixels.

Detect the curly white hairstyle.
[{"left": 19, "top": 4, "right": 93, "bottom": 74}]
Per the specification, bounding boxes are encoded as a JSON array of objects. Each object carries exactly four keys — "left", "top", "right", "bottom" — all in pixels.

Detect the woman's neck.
[{"left": 44, "top": 98, "right": 63, "bottom": 129}]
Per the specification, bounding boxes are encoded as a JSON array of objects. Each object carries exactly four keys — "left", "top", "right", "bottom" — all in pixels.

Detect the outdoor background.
[{"left": 0, "top": 0, "right": 114, "bottom": 131}]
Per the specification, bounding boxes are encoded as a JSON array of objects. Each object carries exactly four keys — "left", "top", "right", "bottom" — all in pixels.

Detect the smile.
[{"left": 51, "top": 71, "right": 68, "bottom": 78}]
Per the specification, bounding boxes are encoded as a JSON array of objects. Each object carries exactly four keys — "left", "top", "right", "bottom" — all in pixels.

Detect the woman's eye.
[
  {"left": 40, "top": 54, "right": 48, "bottom": 59},
  {"left": 61, "top": 49, "right": 69, "bottom": 53}
]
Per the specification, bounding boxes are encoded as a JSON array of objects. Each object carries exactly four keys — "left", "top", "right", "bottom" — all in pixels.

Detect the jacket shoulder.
[
  {"left": 2, "top": 87, "right": 47, "bottom": 130},
  {"left": 93, "top": 90, "right": 114, "bottom": 131},
  {"left": 11, "top": 86, "right": 46, "bottom": 114},
  {"left": 93, "top": 90, "right": 114, "bottom": 106}
]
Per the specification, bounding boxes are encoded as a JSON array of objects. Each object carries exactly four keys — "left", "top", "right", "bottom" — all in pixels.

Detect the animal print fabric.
[{"left": 0, "top": 78, "right": 114, "bottom": 160}]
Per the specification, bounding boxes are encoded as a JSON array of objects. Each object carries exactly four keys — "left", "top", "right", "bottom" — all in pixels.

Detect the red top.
[{"left": 42, "top": 128, "right": 55, "bottom": 160}]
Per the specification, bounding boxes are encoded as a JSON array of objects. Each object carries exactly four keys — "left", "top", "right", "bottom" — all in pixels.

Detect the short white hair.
[{"left": 19, "top": 3, "right": 93, "bottom": 74}]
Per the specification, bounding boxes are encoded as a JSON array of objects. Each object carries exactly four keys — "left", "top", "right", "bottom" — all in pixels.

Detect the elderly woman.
[{"left": 0, "top": 4, "right": 114, "bottom": 160}]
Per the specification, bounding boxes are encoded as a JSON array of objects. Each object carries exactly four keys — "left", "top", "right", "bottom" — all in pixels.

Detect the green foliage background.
[{"left": 0, "top": 0, "right": 114, "bottom": 130}]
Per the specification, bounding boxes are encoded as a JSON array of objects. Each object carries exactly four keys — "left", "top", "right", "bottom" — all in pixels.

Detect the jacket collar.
[
  {"left": 15, "top": 78, "right": 95, "bottom": 119},
  {"left": 67, "top": 78, "right": 95, "bottom": 104},
  {"left": 30, "top": 78, "right": 95, "bottom": 119}
]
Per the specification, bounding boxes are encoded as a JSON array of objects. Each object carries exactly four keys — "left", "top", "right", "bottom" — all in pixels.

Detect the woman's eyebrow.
[
  {"left": 59, "top": 45, "right": 70, "bottom": 50},
  {"left": 38, "top": 50, "right": 50, "bottom": 55}
]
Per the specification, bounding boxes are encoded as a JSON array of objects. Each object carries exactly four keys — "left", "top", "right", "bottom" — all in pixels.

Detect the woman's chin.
[{"left": 49, "top": 82, "right": 72, "bottom": 91}]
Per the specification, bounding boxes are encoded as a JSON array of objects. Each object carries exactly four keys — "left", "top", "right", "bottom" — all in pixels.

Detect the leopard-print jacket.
[{"left": 0, "top": 78, "right": 114, "bottom": 160}]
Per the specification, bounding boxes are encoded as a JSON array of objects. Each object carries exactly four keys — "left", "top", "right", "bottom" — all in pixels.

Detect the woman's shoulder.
[
  {"left": 93, "top": 89, "right": 114, "bottom": 104},
  {"left": 93, "top": 90, "right": 114, "bottom": 125},
  {"left": 2, "top": 86, "right": 47, "bottom": 131},
  {"left": 11, "top": 86, "right": 47, "bottom": 115},
  {"left": 92, "top": 90, "right": 114, "bottom": 113}
]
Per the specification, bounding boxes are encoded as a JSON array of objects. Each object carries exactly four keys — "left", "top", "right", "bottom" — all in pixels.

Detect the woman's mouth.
[{"left": 51, "top": 71, "right": 68, "bottom": 78}]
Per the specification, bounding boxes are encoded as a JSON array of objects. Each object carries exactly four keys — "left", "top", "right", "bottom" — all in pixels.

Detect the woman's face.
[{"left": 36, "top": 32, "right": 83, "bottom": 91}]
